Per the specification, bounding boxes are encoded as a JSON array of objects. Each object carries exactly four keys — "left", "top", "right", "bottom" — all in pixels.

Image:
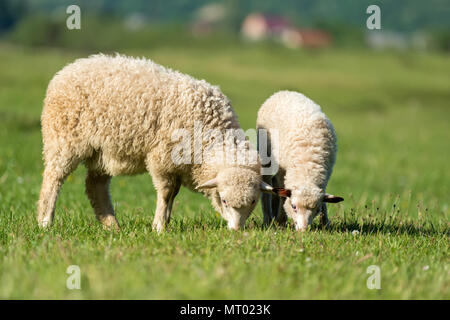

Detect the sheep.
[
  {"left": 38, "top": 54, "right": 269, "bottom": 232},
  {"left": 257, "top": 91, "right": 344, "bottom": 231}
]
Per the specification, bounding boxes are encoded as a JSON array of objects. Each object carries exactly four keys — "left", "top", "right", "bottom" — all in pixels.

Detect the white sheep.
[
  {"left": 257, "top": 91, "right": 344, "bottom": 231},
  {"left": 38, "top": 54, "right": 269, "bottom": 232}
]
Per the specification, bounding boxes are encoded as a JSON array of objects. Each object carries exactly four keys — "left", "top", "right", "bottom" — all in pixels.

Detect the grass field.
[{"left": 0, "top": 42, "right": 448, "bottom": 299}]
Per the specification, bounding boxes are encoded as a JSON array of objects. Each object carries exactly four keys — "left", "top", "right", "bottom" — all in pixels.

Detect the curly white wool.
[
  {"left": 38, "top": 54, "right": 261, "bottom": 232},
  {"left": 257, "top": 90, "right": 343, "bottom": 231}
]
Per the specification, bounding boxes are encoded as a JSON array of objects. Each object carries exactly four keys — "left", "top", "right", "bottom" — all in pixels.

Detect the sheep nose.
[
  {"left": 295, "top": 221, "right": 308, "bottom": 232},
  {"left": 227, "top": 222, "right": 240, "bottom": 231}
]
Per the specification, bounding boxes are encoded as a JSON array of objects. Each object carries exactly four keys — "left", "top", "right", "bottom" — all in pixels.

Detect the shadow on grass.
[
  {"left": 258, "top": 214, "right": 448, "bottom": 237},
  {"left": 312, "top": 220, "right": 448, "bottom": 237},
  {"left": 79, "top": 207, "right": 448, "bottom": 237}
]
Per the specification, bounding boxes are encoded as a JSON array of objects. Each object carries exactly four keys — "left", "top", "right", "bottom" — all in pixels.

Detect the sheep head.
[
  {"left": 265, "top": 184, "right": 343, "bottom": 231},
  {"left": 198, "top": 167, "right": 264, "bottom": 230}
]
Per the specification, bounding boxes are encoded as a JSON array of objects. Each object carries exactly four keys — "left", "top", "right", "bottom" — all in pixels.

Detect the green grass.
[{"left": 0, "top": 43, "right": 448, "bottom": 299}]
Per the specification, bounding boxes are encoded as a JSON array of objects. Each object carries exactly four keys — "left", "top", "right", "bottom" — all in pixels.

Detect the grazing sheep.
[
  {"left": 257, "top": 91, "right": 343, "bottom": 231},
  {"left": 38, "top": 54, "right": 267, "bottom": 232}
]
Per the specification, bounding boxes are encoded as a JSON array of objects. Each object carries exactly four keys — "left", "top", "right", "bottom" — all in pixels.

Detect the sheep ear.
[
  {"left": 260, "top": 182, "right": 291, "bottom": 198},
  {"left": 260, "top": 181, "right": 274, "bottom": 193},
  {"left": 273, "top": 187, "right": 291, "bottom": 198},
  {"left": 323, "top": 194, "right": 344, "bottom": 203},
  {"left": 197, "top": 177, "right": 218, "bottom": 189}
]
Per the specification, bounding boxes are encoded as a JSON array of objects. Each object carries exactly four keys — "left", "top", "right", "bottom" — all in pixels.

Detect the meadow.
[{"left": 0, "top": 42, "right": 448, "bottom": 299}]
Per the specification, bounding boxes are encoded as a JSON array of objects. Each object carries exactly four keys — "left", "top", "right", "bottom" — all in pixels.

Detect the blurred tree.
[
  {"left": 0, "top": 0, "right": 28, "bottom": 32},
  {"left": 3, "top": 0, "right": 450, "bottom": 52},
  {"left": 11, "top": 0, "right": 450, "bottom": 32}
]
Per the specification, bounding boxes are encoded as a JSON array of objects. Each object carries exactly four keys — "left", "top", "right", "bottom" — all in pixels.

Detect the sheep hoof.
[
  {"left": 320, "top": 218, "right": 330, "bottom": 229},
  {"left": 98, "top": 215, "right": 120, "bottom": 232},
  {"left": 152, "top": 223, "right": 165, "bottom": 234},
  {"left": 275, "top": 215, "right": 288, "bottom": 228},
  {"left": 38, "top": 218, "right": 52, "bottom": 229}
]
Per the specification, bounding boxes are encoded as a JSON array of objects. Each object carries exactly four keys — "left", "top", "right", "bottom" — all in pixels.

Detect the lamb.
[
  {"left": 38, "top": 54, "right": 268, "bottom": 232},
  {"left": 257, "top": 91, "right": 344, "bottom": 231}
]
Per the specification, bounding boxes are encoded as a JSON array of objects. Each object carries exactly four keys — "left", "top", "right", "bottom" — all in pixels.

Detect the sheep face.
[
  {"left": 284, "top": 201, "right": 318, "bottom": 231},
  {"left": 219, "top": 194, "right": 257, "bottom": 230},
  {"left": 198, "top": 167, "right": 261, "bottom": 230},
  {"left": 281, "top": 186, "right": 344, "bottom": 231},
  {"left": 283, "top": 186, "right": 323, "bottom": 231}
]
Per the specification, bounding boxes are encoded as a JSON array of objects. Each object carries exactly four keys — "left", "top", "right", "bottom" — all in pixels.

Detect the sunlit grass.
[{"left": 0, "top": 43, "right": 448, "bottom": 299}]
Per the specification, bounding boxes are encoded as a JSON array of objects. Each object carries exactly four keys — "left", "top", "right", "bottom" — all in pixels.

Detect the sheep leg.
[
  {"left": 166, "top": 181, "right": 181, "bottom": 224},
  {"left": 270, "top": 175, "right": 282, "bottom": 225},
  {"left": 37, "top": 154, "right": 79, "bottom": 228},
  {"left": 261, "top": 175, "right": 274, "bottom": 226},
  {"left": 269, "top": 174, "right": 287, "bottom": 227},
  {"left": 320, "top": 203, "right": 330, "bottom": 228},
  {"left": 152, "top": 177, "right": 180, "bottom": 233},
  {"left": 85, "top": 171, "right": 120, "bottom": 231},
  {"left": 275, "top": 197, "right": 288, "bottom": 227}
]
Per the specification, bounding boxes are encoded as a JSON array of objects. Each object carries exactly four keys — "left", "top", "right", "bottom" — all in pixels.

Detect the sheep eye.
[
  {"left": 252, "top": 200, "right": 256, "bottom": 204},
  {"left": 222, "top": 199, "right": 227, "bottom": 205},
  {"left": 291, "top": 204, "right": 297, "bottom": 210}
]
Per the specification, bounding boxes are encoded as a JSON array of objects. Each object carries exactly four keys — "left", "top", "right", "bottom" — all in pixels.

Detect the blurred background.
[
  {"left": 0, "top": 0, "right": 448, "bottom": 218},
  {"left": 0, "top": 0, "right": 448, "bottom": 300},
  {"left": 1, "top": 0, "right": 450, "bottom": 52}
]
